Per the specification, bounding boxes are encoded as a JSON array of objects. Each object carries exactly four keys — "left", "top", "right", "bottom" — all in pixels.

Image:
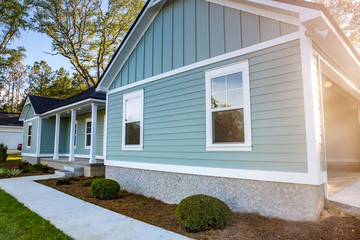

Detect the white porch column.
[
  {"left": 69, "top": 109, "right": 76, "bottom": 161},
  {"left": 53, "top": 113, "right": 60, "bottom": 160},
  {"left": 89, "top": 103, "right": 97, "bottom": 163}
]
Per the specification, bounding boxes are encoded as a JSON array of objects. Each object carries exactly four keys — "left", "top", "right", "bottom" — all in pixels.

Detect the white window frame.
[
  {"left": 205, "top": 61, "right": 252, "bottom": 151},
  {"left": 122, "top": 89, "right": 144, "bottom": 151},
  {"left": 27, "top": 122, "right": 32, "bottom": 148},
  {"left": 85, "top": 118, "right": 91, "bottom": 149},
  {"left": 74, "top": 120, "right": 78, "bottom": 149}
]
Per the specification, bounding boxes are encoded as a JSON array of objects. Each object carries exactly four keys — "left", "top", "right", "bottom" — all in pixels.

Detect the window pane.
[
  {"left": 126, "top": 97, "right": 141, "bottom": 122},
  {"left": 227, "top": 89, "right": 243, "bottom": 107},
  {"left": 227, "top": 72, "right": 242, "bottom": 90},
  {"left": 126, "top": 122, "right": 140, "bottom": 145},
  {"left": 28, "top": 125, "right": 32, "bottom": 135},
  {"left": 86, "top": 134, "right": 91, "bottom": 146},
  {"left": 211, "top": 92, "right": 226, "bottom": 109},
  {"left": 28, "top": 136, "right": 31, "bottom": 146},
  {"left": 212, "top": 109, "right": 244, "bottom": 143},
  {"left": 86, "top": 122, "right": 91, "bottom": 134},
  {"left": 211, "top": 76, "right": 225, "bottom": 93}
]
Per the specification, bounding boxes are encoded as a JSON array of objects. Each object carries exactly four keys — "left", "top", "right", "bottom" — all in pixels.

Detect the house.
[
  {"left": 19, "top": 87, "right": 106, "bottom": 176},
  {"left": 0, "top": 112, "right": 23, "bottom": 149},
  {"left": 20, "top": 0, "right": 360, "bottom": 221},
  {"left": 95, "top": 0, "right": 360, "bottom": 221}
]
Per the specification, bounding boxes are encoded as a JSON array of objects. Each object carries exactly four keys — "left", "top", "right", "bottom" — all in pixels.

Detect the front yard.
[
  {"left": 0, "top": 189, "right": 72, "bottom": 239},
  {"left": 39, "top": 177, "right": 360, "bottom": 240}
]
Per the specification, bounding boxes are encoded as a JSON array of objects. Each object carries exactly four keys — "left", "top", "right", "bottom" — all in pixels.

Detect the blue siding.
[
  {"left": 22, "top": 118, "right": 38, "bottom": 154},
  {"left": 109, "top": 0, "right": 299, "bottom": 90},
  {"left": 107, "top": 40, "right": 308, "bottom": 173}
]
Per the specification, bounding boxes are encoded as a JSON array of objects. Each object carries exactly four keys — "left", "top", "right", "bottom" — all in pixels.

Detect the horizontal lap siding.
[
  {"left": 107, "top": 40, "right": 308, "bottom": 172},
  {"left": 22, "top": 118, "right": 38, "bottom": 154},
  {"left": 109, "top": 0, "right": 299, "bottom": 90},
  {"left": 40, "top": 117, "right": 55, "bottom": 154}
]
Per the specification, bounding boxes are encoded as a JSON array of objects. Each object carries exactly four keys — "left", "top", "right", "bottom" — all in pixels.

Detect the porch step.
[
  {"left": 55, "top": 170, "right": 75, "bottom": 178},
  {"left": 64, "top": 165, "right": 84, "bottom": 177}
]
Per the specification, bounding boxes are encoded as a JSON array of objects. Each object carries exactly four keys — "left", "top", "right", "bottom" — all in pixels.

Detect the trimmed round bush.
[
  {"left": 175, "top": 194, "right": 232, "bottom": 232},
  {"left": 90, "top": 178, "right": 120, "bottom": 200}
]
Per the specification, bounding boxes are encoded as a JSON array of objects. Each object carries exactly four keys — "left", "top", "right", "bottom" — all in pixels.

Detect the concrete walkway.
[
  {"left": 0, "top": 175, "right": 191, "bottom": 240},
  {"left": 327, "top": 180, "right": 360, "bottom": 215}
]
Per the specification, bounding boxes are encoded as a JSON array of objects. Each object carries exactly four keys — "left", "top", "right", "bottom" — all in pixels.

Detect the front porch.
[{"left": 39, "top": 157, "right": 105, "bottom": 177}]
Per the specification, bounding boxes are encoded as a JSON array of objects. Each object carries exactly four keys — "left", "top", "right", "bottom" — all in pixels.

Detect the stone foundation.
[
  {"left": 22, "top": 155, "right": 40, "bottom": 165},
  {"left": 106, "top": 166, "right": 325, "bottom": 221}
]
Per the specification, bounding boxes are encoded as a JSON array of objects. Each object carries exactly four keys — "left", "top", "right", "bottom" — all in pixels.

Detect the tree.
[
  {"left": 311, "top": 0, "right": 360, "bottom": 53},
  {"left": 48, "top": 67, "right": 85, "bottom": 98},
  {"left": 0, "top": 0, "right": 30, "bottom": 67},
  {"left": 28, "top": 60, "right": 54, "bottom": 96},
  {"left": 32, "top": 0, "right": 144, "bottom": 87},
  {"left": 0, "top": 61, "right": 29, "bottom": 112}
]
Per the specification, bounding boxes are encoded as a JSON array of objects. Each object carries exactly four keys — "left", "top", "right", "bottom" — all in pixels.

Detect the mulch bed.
[
  {"left": 38, "top": 177, "right": 360, "bottom": 240},
  {"left": 0, "top": 161, "right": 55, "bottom": 178}
]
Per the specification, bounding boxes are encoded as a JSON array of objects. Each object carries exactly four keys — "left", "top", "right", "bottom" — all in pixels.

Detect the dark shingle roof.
[
  {"left": 29, "top": 87, "right": 106, "bottom": 114},
  {"left": 0, "top": 112, "right": 23, "bottom": 126}
]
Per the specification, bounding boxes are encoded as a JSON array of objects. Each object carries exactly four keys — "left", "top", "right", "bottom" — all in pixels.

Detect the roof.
[
  {"left": 28, "top": 86, "right": 106, "bottom": 115},
  {"left": 0, "top": 112, "right": 23, "bottom": 126}
]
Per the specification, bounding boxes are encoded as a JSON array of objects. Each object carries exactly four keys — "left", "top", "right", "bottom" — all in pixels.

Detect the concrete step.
[
  {"left": 63, "top": 165, "right": 84, "bottom": 177},
  {"left": 55, "top": 170, "right": 75, "bottom": 178}
]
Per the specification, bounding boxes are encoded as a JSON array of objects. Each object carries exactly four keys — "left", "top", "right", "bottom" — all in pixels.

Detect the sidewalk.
[
  {"left": 0, "top": 175, "right": 191, "bottom": 240},
  {"left": 327, "top": 180, "right": 360, "bottom": 216}
]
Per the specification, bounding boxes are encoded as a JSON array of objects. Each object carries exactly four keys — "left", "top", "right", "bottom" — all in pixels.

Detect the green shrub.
[
  {"left": 56, "top": 178, "right": 71, "bottom": 185},
  {"left": 33, "top": 164, "right": 50, "bottom": 173},
  {"left": 83, "top": 178, "right": 94, "bottom": 187},
  {"left": 0, "top": 168, "right": 9, "bottom": 176},
  {"left": 22, "top": 167, "right": 30, "bottom": 173},
  {"left": 90, "top": 178, "right": 120, "bottom": 200},
  {"left": 0, "top": 143, "right": 8, "bottom": 162},
  {"left": 8, "top": 168, "right": 21, "bottom": 177},
  {"left": 22, "top": 161, "right": 30, "bottom": 166},
  {"left": 18, "top": 163, "right": 25, "bottom": 169},
  {"left": 175, "top": 194, "right": 233, "bottom": 232}
]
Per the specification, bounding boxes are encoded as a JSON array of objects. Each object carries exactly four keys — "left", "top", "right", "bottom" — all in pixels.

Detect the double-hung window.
[
  {"left": 27, "top": 123, "right": 32, "bottom": 148},
  {"left": 122, "top": 89, "right": 143, "bottom": 150},
  {"left": 85, "top": 119, "right": 91, "bottom": 149},
  {"left": 205, "top": 61, "right": 252, "bottom": 151}
]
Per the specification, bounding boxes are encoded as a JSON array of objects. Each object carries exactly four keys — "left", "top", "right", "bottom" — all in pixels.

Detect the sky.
[{"left": 10, "top": 30, "right": 74, "bottom": 73}]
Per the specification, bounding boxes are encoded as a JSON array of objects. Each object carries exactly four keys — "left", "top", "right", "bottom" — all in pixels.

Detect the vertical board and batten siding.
[
  {"left": 22, "top": 118, "right": 38, "bottom": 154},
  {"left": 107, "top": 40, "right": 308, "bottom": 172},
  {"left": 109, "top": 0, "right": 299, "bottom": 90},
  {"left": 74, "top": 110, "right": 105, "bottom": 156}
]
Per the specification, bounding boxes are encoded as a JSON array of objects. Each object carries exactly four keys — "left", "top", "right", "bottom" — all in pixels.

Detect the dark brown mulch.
[
  {"left": 0, "top": 161, "right": 55, "bottom": 178},
  {"left": 38, "top": 177, "right": 360, "bottom": 240}
]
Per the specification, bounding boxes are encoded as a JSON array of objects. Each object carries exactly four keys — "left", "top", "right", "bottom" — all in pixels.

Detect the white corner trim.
[
  {"left": 108, "top": 32, "right": 300, "bottom": 95},
  {"left": 122, "top": 89, "right": 144, "bottom": 151},
  {"left": 85, "top": 118, "right": 91, "bottom": 149},
  {"left": 205, "top": 60, "right": 252, "bottom": 151},
  {"left": 104, "top": 92, "right": 109, "bottom": 160},
  {"left": 299, "top": 25, "right": 320, "bottom": 176},
  {"left": 36, "top": 118, "right": 42, "bottom": 155},
  {"left": 104, "top": 160, "right": 327, "bottom": 185},
  {"left": 205, "top": 0, "right": 299, "bottom": 25}
]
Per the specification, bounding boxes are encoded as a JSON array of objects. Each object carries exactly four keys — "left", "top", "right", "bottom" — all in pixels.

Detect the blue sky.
[{"left": 10, "top": 30, "right": 74, "bottom": 73}]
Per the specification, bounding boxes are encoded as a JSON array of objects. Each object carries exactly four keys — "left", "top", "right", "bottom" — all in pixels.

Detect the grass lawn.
[
  {"left": 0, "top": 189, "right": 72, "bottom": 240},
  {"left": 6, "top": 153, "right": 21, "bottom": 161}
]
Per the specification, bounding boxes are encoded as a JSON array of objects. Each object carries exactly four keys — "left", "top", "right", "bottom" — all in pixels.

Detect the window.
[
  {"left": 122, "top": 89, "right": 144, "bottom": 150},
  {"left": 27, "top": 123, "right": 32, "bottom": 148},
  {"left": 85, "top": 119, "right": 91, "bottom": 149},
  {"left": 74, "top": 121, "right": 77, "bottom": 148},
  {"left": 205, "top": 61, "right": 252, "bottom": 151}
]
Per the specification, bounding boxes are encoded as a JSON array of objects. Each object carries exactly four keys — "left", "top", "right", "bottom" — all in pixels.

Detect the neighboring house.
[
  {"left": 19, "top": 87, "right": 106, "bottom": 172},
  {"left": 0, "top": 112, "right": 23, "bottom": 149},
  {"left": 95, "top": 0, "right": 360, "bottom": 221}
]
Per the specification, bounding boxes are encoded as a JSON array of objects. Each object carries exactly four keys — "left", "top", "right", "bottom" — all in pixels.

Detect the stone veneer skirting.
[{"left": 106, "top": 166, "right": 325, "bottom": 221}]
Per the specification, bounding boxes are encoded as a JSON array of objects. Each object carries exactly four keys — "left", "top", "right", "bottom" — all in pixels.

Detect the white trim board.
[
  {"left": 108, "top": 32, "right": 300, "bottom": 95},
  {"left": 23, "top": 117, "right": 39, "bottom": 123},
  {"left": 105, "top": 160, "right": 327, "bottom": 185},
  {"left": 22, "top": 153, "right": 104, "bottom": 160}
]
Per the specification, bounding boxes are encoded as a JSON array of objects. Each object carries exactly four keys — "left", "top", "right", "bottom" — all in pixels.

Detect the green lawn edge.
[{"left": 0, "top": 189, "right": 73, "bottom": 240}]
